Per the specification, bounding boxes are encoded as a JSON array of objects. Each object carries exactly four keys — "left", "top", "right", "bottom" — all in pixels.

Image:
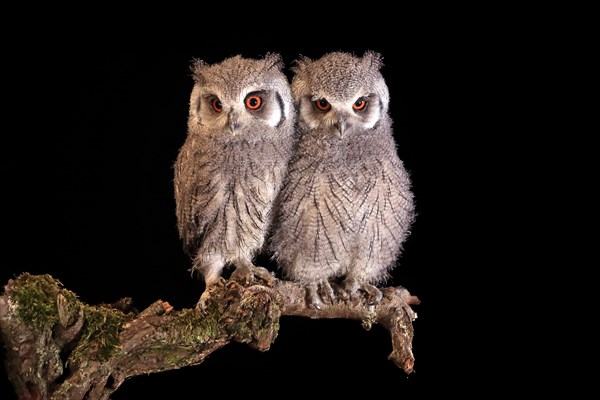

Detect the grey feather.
[
  {"left": 270, "top": 51, "right": 415, "bottom": 308},
  {"left": 174, "top": 54, "right": 296, "bottom": 306}
]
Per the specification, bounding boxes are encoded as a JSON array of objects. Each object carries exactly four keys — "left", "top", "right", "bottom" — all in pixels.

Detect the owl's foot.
[
  {"left": 197, "top": 290, "right": 212, "bottom": 312},
  {"left": 337, "top": 278, "right": 383, "bottom": 306},
  {"left": 360, "top": 283, "right": 383, "bottom": 305},
  {"left": 230, "top": 261, "right": 275, "bottom": 287},
  {"left": 306, "top": 280, "right": 336, "bottom": 310},
  {"left": 196, "top": 277, "right": 226, "bottom": 312}
]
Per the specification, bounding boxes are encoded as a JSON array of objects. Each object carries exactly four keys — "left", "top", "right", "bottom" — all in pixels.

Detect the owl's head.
[
  {"left": 291, "top": 51, "right": 390, "bottom": 137},
  {"left": 188, "top": 53, "right": 294, "bottom": 137}
]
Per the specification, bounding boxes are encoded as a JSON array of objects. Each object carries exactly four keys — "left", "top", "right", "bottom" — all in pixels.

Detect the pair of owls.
[{"left": 174, "top": 51, "right": 415, "bottom": 309}]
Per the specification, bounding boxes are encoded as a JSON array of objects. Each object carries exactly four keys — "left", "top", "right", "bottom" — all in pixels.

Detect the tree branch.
[{"left": 0, "top": 273, "right": 419, "bottom": 400}]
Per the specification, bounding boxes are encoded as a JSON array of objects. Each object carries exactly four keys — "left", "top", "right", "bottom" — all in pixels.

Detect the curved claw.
[
  {"left": 196, "top": 277, "right": 226, "bottom": 311},
  {"left": 196, "top": 290, "right": 212, "bottom": 312},
  {"left": 306, "top": 280, "right": 336, "bottom": 310},
  {"left": 230, "top": 263, "right": 275, "bottom": 287},
  {"left": 360, "top": 283, "right": 383, "bottom": 305},
  {"left": 339, "top": 277, "right": 383, "bottom": 305}
]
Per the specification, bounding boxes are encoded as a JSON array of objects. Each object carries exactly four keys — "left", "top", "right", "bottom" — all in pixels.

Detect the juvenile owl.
[
  {"left": 174, "top": 53, "right": 296, "bottom": 307},
  {"left": 270, "top": 51, "right": 415, "bottom": 309}
]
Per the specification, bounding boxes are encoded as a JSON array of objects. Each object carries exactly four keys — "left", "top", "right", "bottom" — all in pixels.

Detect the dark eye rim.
[
  {"left": 314, "top": 98, "right": 331, "bottom": 112},
  {"left": 245, "top": 94, "right": 263, "bottom": 110},
  {"left": 210, "top": 97, "right": 223, "bottom": 113},
  {"left": 352, "top": 97, "right": 368, "bottom": 111}
]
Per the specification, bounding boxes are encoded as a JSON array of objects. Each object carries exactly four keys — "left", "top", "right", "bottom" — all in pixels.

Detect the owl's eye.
[
  {"left": 353, "top": 97, "right": 368, "bottom": 111},
  {"left": 245, "top": 95, "right": 262, "bottom": 110},
  {"left": 211, "top": 98, "right": 223, "bottom": 113},
  {"left": 314, "top": 99, "right": 331, "bottom": 112}
]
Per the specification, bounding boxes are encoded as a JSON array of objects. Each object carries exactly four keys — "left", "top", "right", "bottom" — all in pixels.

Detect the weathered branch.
[
  {"left": 274, "top": 280, "right": 420, "bottom": 371},
  {"left": 0, "top": 273, "right": 419, "bottom": 400}
]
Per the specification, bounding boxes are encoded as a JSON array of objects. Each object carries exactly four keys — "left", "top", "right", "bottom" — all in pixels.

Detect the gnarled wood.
[{"left": 0, "top": 273, "right": 419, "bottom": 400}]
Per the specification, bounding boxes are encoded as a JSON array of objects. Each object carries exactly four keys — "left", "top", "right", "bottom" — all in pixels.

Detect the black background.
[{"left": 1, "top": 35, "right": 469, "bottom": 398}]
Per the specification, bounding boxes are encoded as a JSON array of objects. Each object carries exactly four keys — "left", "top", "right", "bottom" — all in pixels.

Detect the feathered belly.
[
  {"left": 274, "top": 166, "right": 357, "bottom": 280},
  {"left": 198, "top": 170, "right": 275, "bottom": 257},
  {"left": 176, "top": 142, "right": 282, "bottom": 260},
  {"left": 274, "top": 158, "right": 414, "bottom": 281}
]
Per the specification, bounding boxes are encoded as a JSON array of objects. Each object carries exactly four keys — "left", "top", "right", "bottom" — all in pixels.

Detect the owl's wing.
[
  {"left": 174, "top": 143, "right": 208, "bottom": 256},
  {"left": 357, "top": 154, "right": 416, "bottom": 269}
]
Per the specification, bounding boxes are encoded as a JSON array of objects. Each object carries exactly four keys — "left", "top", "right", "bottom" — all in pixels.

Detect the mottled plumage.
[
  {"left": 174, "top": 53, "right": 295, "bottom": 307},
  {"left": 270, "top": 51, "right": 415, "bottom": 308}
]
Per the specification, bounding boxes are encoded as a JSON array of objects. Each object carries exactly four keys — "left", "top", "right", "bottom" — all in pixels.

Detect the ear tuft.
[
  {"left": 362, "top": 51, "right": 384, "bottom": 71},
  {"left": 190, "top": 58, "right": 208, "bottom": 83}
]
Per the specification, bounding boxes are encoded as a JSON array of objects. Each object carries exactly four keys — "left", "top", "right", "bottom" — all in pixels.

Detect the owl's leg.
[
  {"left": 194, "top": 257, "right": 226, "bottom": 311},
  {"left": 305, "top": 280, "right": 336, "bottom": 310},
  {"left": 338, "top": 277, "right": 383, "bottom": 306},
  {"left": 230, "top": 258, "right": 275, "bottom": 287}
]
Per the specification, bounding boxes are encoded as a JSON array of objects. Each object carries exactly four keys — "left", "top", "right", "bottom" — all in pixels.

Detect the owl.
[
  {"left": 269, "top": 51, "right": 415, "bottom": 309},
  {"left": 174, "top": 53, "right": 296, "bottom": 307}
]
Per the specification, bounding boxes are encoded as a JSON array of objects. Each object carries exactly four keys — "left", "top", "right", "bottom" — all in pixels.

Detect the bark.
[{"left": 0, "top": 273, "right": 419, "bottom": 400}]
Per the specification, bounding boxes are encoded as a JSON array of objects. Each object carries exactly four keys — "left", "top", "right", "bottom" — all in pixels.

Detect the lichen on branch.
[{"left": 0, "top": 272, "right": 419, "bottom": 400}]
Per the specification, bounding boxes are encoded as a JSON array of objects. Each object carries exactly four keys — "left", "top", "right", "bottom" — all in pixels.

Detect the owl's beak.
[
  {"left": 334, "top": 114, "right": 347, "bottom": 137},
  {"left": 227, "top": 111, "right": 239, "bottom": 134}
]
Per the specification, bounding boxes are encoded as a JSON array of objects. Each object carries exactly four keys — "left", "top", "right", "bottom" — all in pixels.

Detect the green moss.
[
  {"left": 256, "top": 318, "right": 280, "bottom": 340},
  {"left": 9, "top": 272, "right": 124, "bottom": 363},
  {"left": 164, "top": 308, "right": 222, "bottom": 345},
  {"left": 226, "top": 291, "right": 281, "bottom": 346},
  {"left": 71, "top": 305, "right": 125, "bottom": 363},
  {"left": 12, "top": 273, "right": 65, "bottom": 332},
  {"left": 162, "top": 347, "right": 185, "bottom": 366}
]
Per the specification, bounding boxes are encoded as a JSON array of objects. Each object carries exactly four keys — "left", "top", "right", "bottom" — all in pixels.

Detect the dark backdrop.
[{"left": 2, "top": 38, "right": 464, "bottom": 398}]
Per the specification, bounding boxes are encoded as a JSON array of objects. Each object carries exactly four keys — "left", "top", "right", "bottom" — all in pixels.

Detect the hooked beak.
[
  {"left": 227, "top": 111, "right": 239, "bottom": 134},
  {"left": 333, "top": 114, "right": 348, "bottom": 137}
]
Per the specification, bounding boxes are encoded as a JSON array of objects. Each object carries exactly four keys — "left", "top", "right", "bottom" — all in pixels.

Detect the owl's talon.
[
  {"left": 332, "top": 281, "right": 350, "bottom": 301},
  {"left": 339, "top": 276, "right": 360, "bottom": 302},
  {"left": 230, "top": 264, "right": 252, "bottom": 285},
  {"left": 337, "top": 278, "right": 382, "bottom": 305},
  {"left": 196, "top": 278, "right": 226, "bottom": 311},
  {"left": 336, "top": 291, "right": 349, "bottom": 301},
  {"left": 305, "top": 281, "right": 336, "bottom": 309},
  {"left": 249, "top": 265, "right": 276, "bottom": 287},
  {"left": 317, "top": 280, "right": 336, "bottom": 304},
  {"left": 360, "top": 284, "right": 383, "bottom": 306},
  {"left": 230, "top": 264, "right": 275, "bottom": 287},
  {"left": 306, "top": 284, "right": 323, "bottom": 309},
  {"left": 196, "top": 290, "right": 212, "bottom": 312}
]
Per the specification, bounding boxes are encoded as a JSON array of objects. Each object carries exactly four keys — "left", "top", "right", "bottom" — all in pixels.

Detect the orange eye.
[
  {"left": 211, "top": 98, "right": 223, "bottom": 113},
  {"left": 353, "top": 98, "right": 367, "bottom": 111},
  {"left": 315, "top": 99, "right": 331, "bottom": 111},
  {"left": 245, "top": 95, "right": 262, "bottom": 110}
]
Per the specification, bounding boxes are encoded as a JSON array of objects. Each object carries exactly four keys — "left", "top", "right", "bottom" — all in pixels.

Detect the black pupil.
[
  {"left": 248, "top": 97, "right": 258, "bottom": 107},
  {"left": 355, "top": 100, "right": 363, "bottom": 107},
  {"left": 214, "top": 99, "right": 222, "bottom": 109},
  {"left": 319, "top": 100, "right": 328, "bottom": 107}
]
